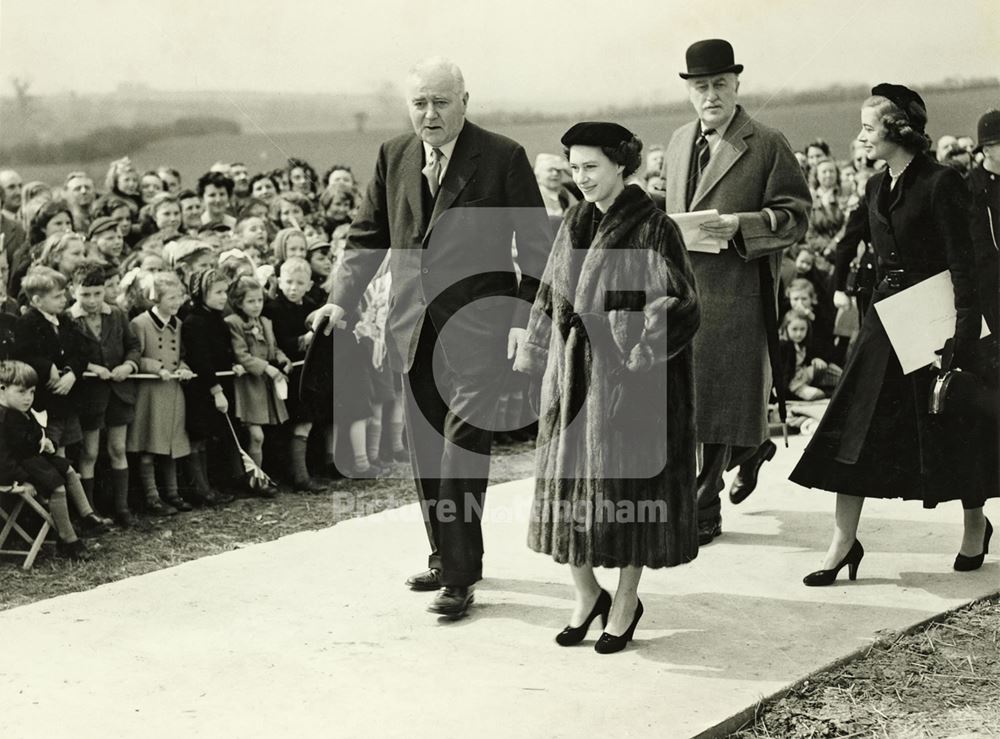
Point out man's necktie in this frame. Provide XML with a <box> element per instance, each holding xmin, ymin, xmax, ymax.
<box><xmin>696</xmin><ymin>128</ymin><xmax>715</xmax><ymax>179</ymax></box>
<box><xmin>422</xmin><ymin>147</ymin><xmax>444</xmax><ymax>198</ymax></box>
<box><xmin>686</xmin><ymin>128</ymin><xmax>716</xmax><ymax>209</ymax></box>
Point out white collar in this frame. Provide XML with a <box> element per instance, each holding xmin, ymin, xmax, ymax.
<box><xmin>69</xmin><ymin>302</ymin><xmax>111</xmax><ymax>319</ymax></box>
<box><xmin>422</xmin><ymin>128</ymin><xmax>461</xmax><ymax>165</ymax></box>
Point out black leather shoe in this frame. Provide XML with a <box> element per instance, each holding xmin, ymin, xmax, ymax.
<box><xmin>729</xmin><ymin>439</ymin><xmax>777</xmax><ymax>504</ymax></box>
<box><xmin>595</xmin><ymin>598</ymin><xmax>644</xmax><ymax>654</ymax></box>
<box><xmin>803</xmin><ymin>540</ymin><xmax>864</xmax><ymax>586</ymax></box>
<box><xmin>145</xmin><ymin>496</ymin><xmax>177</xmax><ymax>516</ymax></box>
<box><xmin>56</xmin><ymin>538</ymin><xmax>91</xmax><ymax>561</ymax></box>
<box><xmin>954</xmin><ymin>518</ymin><xmax>993</xmax><ymax>572</ymax></box>
<box><xmin>405</xmin><ymin>568</ymin><xmax>442</xmax><ymax>591</ymax></box>
<box><xmin>555</xmin><ymin>589</ymin><xmax>611</xmax><ymax>646</ymax></box>
<box><xmin>77</xmin><ymin>513</ymin><xmax>112</xmax><ymax>537</ymax></box>
<box><xmin>163</xmin><ymin>495</ymin><xmax>193</xmax><ymax>513</ymax></box>
<box><xmin>698</xmin><ymin>517</ymin><xmax>722</xmax><ymax>545</ymax></box>
<box><xmin>427</xmin><ymin>586</ymin><xmax>474</xmax><ymax>618</ymax></box>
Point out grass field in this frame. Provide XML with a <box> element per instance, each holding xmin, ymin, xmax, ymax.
<box><xmin>18</xmin><ymin>87</ymin><xmax>997</xmax><ymax>189</ymax></box>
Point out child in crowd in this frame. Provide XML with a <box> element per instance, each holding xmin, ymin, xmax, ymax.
<box><xmin>66</xmin><ymin>261</ymin><xmax>141</xmax><ymax>525</ymax></box>
<box><xmin>86</xmin><ymin>216</ymin><xmax>127</xmax><ymax>270</ymax></box>
<box><xmin>264</xmin><ymin>257</ymin><xmax>321</xmax><ymax>492</ymax></box>
<box><xmin>218</xmin><ymin>248</ymin><xmax>256</xmax><ymax>283</ymax></box>
<box><xmin>117</xmin><ymin>253</ymin><xmax>167</xmax><ymax>319</ymax></box>
<box><xmin>301</xmin><ymin>214</ymin><xmax>329</xmax><ymax>246</ymax></box>
<box><xmin>225</xmin><ymin>276</ymin><xmax>291</xmax><ymax>497</ymax></box>
<box><xmin>163</xmin><ymin>238</ymin><xmax>217</xmax><ymax>283</ymax></box>
<box><xmin>14</xmin><ymin>267</ymin><xmax>85</xmax><ymax>452</ymax></box>
<box><xmin>0</xmin><ymin>360</ymin><xmax>111</xmax><ymax>560</ymax></box>
<box><xmin>234</xmin><ymin>216</ymin><xmax>269</xmax><ymax>258</ymax></box>
<box><xmin>36</xmin><ymin>231</ymin><xmax>89</xmax><ymax>289</ymax></box>
<box><xmin>269</xmin><ymin>228</ymin><xmax>309</xmax><ymax>272</ymax></box>
<box><xmin>126</xmin><ymin>271</ymin><xmax>195</xmax><ymax>516</ymax></box>
<box><xmin>786</xmin><ymin>277</ymin><xmax>835</xmax><ymax>361</ymax></box>
<box><xmin>305</xmin><ymin>241</ymin><xmax>333</xmax><ymax>307</ymax></box>
<box><xmin>779</xmin><ymin>311</ymin><xmax>842</xmax><ymax>401</ymax></box>
<box><xmin>181</xmin><ymin>268</ymin><xmax>242</xmax><ymax>504</ymax></box>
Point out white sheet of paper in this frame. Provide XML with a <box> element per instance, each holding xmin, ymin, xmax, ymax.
<box><xmin>874</xmin><ymin>270</ymin><xmax>991</xmax><ymax>374</ymax></box>
<box><xmin>668</xmin><ymin>209</ymin><xmax>725</xmax><ymax>253</ymax></box>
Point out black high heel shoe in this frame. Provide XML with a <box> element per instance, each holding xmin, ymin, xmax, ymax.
<box><xmin>594</xmin><ymin>597</ymin><xmax>644</xmax><ymax>654</ymax></box>
<box><xmin>555</xmin><ymin>589</ymin><xmax>611</xmax><ymax>646</ymax></box>
<box><xmin>803</xmin><ymin>540</ymin><xmax>864</xmax><ymax>587</ymax></box>
<box><xmin>954</xmin><ymin>518</ymin><xmax>993</xmax><ymax>572</ymax></box>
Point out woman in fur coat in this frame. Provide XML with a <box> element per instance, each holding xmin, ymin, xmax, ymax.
<box><xmin>514</xmin><ymin>122</ymin><xmax>700</xmax><ymax>654</ymax></box>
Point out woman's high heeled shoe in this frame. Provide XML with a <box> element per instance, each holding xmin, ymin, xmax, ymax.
<box><xmin>954</xmin><ymin>518</ymin><xmax>993</xmax><ymax>572</ymax></box>
<box><xmin>594</xmin><ymin>598</ymin><xmax>644</xmax><ymax>654</ymax></box>
<box><xmin>803</xmin><ymin>540</ymin><xmax>864</xmax><ymax>587</ymax></box>
<box><xmin>555</xmin><ymin>589</ymin><xmax>611</xmax><ymax>646</ymax></box>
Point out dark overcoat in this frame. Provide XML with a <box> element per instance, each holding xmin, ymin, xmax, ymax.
<box><xmin>328</xmin><ymin>120</ymin><xmax>552</xmax><ymax>374</ymax></box>
<box><xmin>515</xmin><ymin>185</ymin><xmax>701</xmax><ymax>568</ymax></box>
<box><xmin>65</xmin><ymin>302</ymin><xmax>141</xmax><ymax>420</ymax></box>
<box><xmin>790</xmin><ymin>155</ymin><xmax>995</xmax><ymax>506</ymax></box>
<box><xmin>663</xmin><ymin>105</ymin><xmax>810</xmax><ymax>447</ymax></box>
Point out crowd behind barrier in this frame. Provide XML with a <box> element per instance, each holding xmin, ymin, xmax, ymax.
<box><xmin>0</xmin><ymin>124</ymin><xmax>992</xmax><ymax>562</ymax></box>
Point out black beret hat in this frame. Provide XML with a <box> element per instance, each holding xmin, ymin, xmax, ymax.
<box><xmin>871</xmin><ymin>83</ymin><xmax>928</xmax><ymax>133</ymax></box>
<box><xmin>560</xmin><ymin>121</ymin><xmax>635</xmax><ymax>149</ymax></box>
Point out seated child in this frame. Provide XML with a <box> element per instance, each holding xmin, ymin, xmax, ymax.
<box><xmin>779</xmin><ymin>310</ymin><xmax>842</xmax><ymax>401</ymax></box>
<box><xmin>0</xmin><ymin>360</ymin><xmax>111</xmax><ymax>560</ymax></box>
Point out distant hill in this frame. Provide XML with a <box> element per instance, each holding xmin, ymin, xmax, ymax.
<box><xmin>12</xmin><ymin>82</ymin><xmax>999</xmax><ymax>187</ymax></box>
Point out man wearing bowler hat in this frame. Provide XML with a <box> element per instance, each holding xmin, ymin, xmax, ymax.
<box><xmin>662</xmin><ymin>39</ymin><xmax>810</xmax><ymax>544</ymax></box>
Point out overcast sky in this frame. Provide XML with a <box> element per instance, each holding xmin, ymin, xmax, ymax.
<box><xmin>1</xmin><ymin>0</ymin><xmax>997</xmax><ymax>108</ymax></box>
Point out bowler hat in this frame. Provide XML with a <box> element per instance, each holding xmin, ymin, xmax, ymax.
<box><xmin>679</xmin><ymin>39</ymin><xmax>743</xmax><ymax>80</ymax></box>
<box><xmin>975</xmin><ymin>109</ymin><xmax>1000</xmax><ymax>152</ymax></box>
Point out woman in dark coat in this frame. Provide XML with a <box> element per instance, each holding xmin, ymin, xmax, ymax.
<box><xmin>790</xmin><ymin>85</ymin><xmax>995</xmax><ymax>585</ymax></box>
<box><xmin>514</xmin><ymin>123</ymin><xmax>700</xmax><ymax>654</ymax></box>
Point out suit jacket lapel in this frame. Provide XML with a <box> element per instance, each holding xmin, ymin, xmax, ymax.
<box><xmin>425</xmin><ymin>124</ymin><xmax>480</xmax><ymax>240</ymax></box>
<box><xmin>401</xmin><ymin>136</ymin><xmax>426</xmax><ymax>236</ymax></box>
<box><xmin>667</xmin><ymin>122</ymin><xmax>698</xmax><ymax>213</ymax></box>
<box><xmin>691</xmin><ymin>107</ymin><xmax>751</xmax><ymax>210</ymax></box>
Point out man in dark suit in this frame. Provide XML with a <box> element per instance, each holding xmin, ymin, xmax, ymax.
<box><xmin>662</xmin><ymin>40</ymin><xmax>809</xmax><ymax>545</ymax></box>
<box><xmin>312</xmin><ymin>57</ymin><xmax>551</xmax><ymax>618</ymax></box>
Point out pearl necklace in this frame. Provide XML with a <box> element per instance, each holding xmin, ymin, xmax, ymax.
<box><xmin>888</xmin><ymin>157</ymin><xmax>914</xmax><ymax>180</ymax></box>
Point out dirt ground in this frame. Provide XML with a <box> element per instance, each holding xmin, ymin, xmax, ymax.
<box><xmin>729</xmin><ymin>596</ymin><xmax>1000</xmax><ymax>739</ymax></box>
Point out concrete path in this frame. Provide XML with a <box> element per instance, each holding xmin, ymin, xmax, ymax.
<box><xmin>1</xmin><ymin>436</ymin><xmax>997</xmax><ymax>738</ymax></box>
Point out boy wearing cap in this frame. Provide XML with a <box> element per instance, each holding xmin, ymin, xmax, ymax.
<box><xmin>66</xmin><ymin>260</ymin><xmax>141</xmax><ymax>523</ymax></box>
<box><xmin>87</xmin><ymin>216</ymin><xmax>126</xmax><ymax>269</ymax></box>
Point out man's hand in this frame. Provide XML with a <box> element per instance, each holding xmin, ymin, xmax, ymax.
<box><xmin>311</xmin><ymin>304</ymin><xmax>346</xmax><ymax>335</ymax></box>
<box><xmin>508</xmin><ymin>328</ymin><xmax>528</xmax><ymax>363</ymax></box>
<box><xmin>699</xmin><ymin>214</ymin><xmax>740</xmax><ymax>241</ymax></box>
<box><xmin>833</xmin><ymin>290</ymin><xmax>851</xmax><ymax>310</ymax></box>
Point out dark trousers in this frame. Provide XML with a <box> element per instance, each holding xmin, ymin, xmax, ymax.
<box><xmin>402</xmin><ymin>323</ymin><xmax>506</xmax><ymax>587</ymax></box>
<box><xmin>696</xmin><ymin>442</ymin><xmax>756</xmax><ymax>523</ymax></box>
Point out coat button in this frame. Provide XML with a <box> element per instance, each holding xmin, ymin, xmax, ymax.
<box><xmin>422</xmin><ymin>268</ymin><xmax>429</xmax><ymax>274</ymax></box>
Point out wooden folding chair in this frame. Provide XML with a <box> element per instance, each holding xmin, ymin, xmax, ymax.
<box><xmin>0</xmin><ymin>483</ymin><xmax>55</xmax><ymax>569</ymax></box>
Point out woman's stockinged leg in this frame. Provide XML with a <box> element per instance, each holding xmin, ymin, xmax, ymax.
<box><xmin>607</xmin><ymin>565</ymin><xmax>643</xmax><ymax>636</ymax></box>
<box><xmin>567</xmin><ymin>564</ymin><xmax>603</xmax><ymax>628</ymax></box>
<box><xmin>960</xmin><ymin>506</ymin><xmax>988</xmax><ymax>557</ymax></box>
<box><xmin>821</xmin><ymin>493</ymin><xmax>865</xmax><ymax>569</ymax></box>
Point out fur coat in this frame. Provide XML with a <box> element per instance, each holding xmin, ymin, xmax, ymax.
<box><xmin>514</xmin><ymin>185</ymin><xmax>701</xmax><ymax>568</ymax></box>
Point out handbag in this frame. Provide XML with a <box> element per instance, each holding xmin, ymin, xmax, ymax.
<box><xmin>929</xmin><ymin>339</ymin><xmax>996</xmax><ymax>419</ymax></box>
